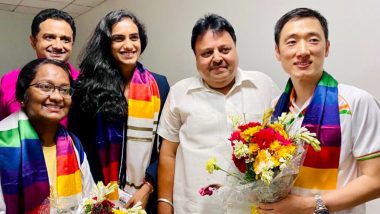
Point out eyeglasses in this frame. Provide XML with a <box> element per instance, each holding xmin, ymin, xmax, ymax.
<box><xmin>29</xmin><ymin>82</ymin><xmax>74</xmax><ymax>97</ymax></box>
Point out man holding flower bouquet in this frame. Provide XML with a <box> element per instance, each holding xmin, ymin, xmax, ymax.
<box><xmin>157</xmin><ymin>14</ymin><xmax>279</xmax><ymax>214</ymax></box>
<box><xmin>258</xmin><ymin>8</ymin><xmax>380</xmax><ymax>214</ymax></box>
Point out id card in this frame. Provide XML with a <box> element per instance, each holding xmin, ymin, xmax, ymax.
<box><xmin>115</xmin><ymin>188</ymin><xmax>132</xmax><ymax>208</ymax></box>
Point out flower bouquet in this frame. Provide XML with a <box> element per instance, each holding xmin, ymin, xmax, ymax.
<box><xmin>200</xmin><ymin>108</ymin><xmax>321</xmax><ymax>213</ymax></box>
<box><xmin>77</xmin><ymin>182</ymin><xmax>146</xmax><ymax>214</ymax></box>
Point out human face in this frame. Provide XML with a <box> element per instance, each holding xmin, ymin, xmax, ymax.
<box><xmin>111</xmin><ymin>18</ymin><xmax>141</xmax><ymax>72</ymax></box>
<box><xmin>24</xmin><ymin>64</ymin><xmax>72</xmax><ymax>125</ymax></box>
<box><xmin>195</xmin><ymin>30</ymin><xmax>238</xmax><ymax>93</ymax></box>
<box><xmin>30</xmin><ymin>19</ymin><xmax>73</xmax><ymax>62</ymax></box>
<box><xmin>275</xmin><ymin>17</ymin><xmax>330</xmax><ymax>84</ymax></box>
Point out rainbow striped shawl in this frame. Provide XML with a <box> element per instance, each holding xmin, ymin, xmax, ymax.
<box><xmin>272</xmin><ymin>71</ymin><xmax>342</xmax><ymax>191</ymax></box>
<box><xmin>0</xmin><ymin>111</ymin><xmax>83</xmax><ymax>213</ymax></box>
<box><xmin>96</xmin><ymin>62</ymin><xmax>161</xmax><ymax>200</ymax></box>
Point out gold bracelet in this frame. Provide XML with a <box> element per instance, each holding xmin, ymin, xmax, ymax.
<box><xmin>157</xmin><ymin>198</ymin><xmax>173</xmax><ymax>207</ymax></box>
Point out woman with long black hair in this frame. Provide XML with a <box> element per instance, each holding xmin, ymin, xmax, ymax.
<box><xmin>68</xmin><ymin>10</ymin><xmax>170</xmax><ymax>213</ymax></box>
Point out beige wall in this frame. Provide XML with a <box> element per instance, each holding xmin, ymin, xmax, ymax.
<box><xmin>1</xmin><ymin>1</ymin><xmax>379</xmax><ymax>102</ymax></box>
<box><xmin>72</xmin><ymin>0</ymin><xmax>380</xmax><ymax>103</ymax></box>
<box><xmin>0</xmin><ymin>11</ymin><xmax>35</xmax><ymax>73</ymax></box>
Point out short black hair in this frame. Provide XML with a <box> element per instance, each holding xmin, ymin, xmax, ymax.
<box><xmin>16</xmin><ymin>58</ymin><xmax>73</xmax><ymax>102</ymax></box>
<box><xmin>274</xmin><ymin>8</ymin><xmax>328</xmax><ymax>46</ymax></box>
<box><xmin>31</xmin><ymin>8</ymin><xmax>76</xmax><ymax>41</ymax></box>
<box><xmin>191</xmin><ymin>13</ymin><xmax>236</xmax><ymax>53</ymax></box>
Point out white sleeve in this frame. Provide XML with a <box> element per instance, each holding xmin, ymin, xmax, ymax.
<box><xmin>80</xmin><ymin>152</ymin><xmax>96</xmax><ymax>198</ymax></box>
<box><xmin>351</xmin><ymin>90</ymin><xmax>380</xmax><ymax>159</ymax></box>
<box><xmin>157</xmin><ymin>90</ymin><xmax>181</xmax><ymax>143</ymax></box>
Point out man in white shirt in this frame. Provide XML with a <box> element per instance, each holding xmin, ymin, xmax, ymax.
<box><xmin>258</xmin><ymin>7</ymin><xmax>380</xmax><ymax>214</ymax></box>
<box><xmin>157</xmin><ymin>13</ymin><xmax>279</xmax><ymax>214</ymax></box>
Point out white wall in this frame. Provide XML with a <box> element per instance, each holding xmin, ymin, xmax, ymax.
<box><xmin>72</xmin><ymin>0</ymin><xmax>380</xmax><ymax>102</ymax></box>
<box><xmin>0</xmin><ymin>11</ymin><xmax>35</xmax><ymax>73</ymax></box>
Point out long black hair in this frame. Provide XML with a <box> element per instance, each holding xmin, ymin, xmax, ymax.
<box><xmin>74</xmin><ymin>10</ymin><xmax>147</xmax><ymax>121</ymax></box>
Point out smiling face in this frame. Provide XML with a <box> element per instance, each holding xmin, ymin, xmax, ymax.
<box><xmin>275</xmin><ymin>17</ymin><xmax>330</xmax><ymax>84</ymax></box>
<box><xmin>111</xmin><ymin>18</ymin><xmax>141</xmax><ymax>73</ymax></box>
<box><xmin>24</xmin><ymin>63</ymin><xmax>72</xmax><ymax>125</ymax></box>
<box><xmin>195</xmin><ymin>30</ymin><xmax>238</xmax><ymax>93</ymax></box>
<box><xmin>30</xmin><ymin>19</ymin><xmax>74</xmax><ymax>62</ymax></box>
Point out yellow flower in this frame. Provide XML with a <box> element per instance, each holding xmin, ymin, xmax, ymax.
<box><xmin>256</xmin><ymin>150</ymin><xmax>269</xmax><ymax>163</ymax></box>
<box><xmin>249</xmin><ymin>143</ymin><xmax>259</xmax><ymax>154</ymax></box>
<box><xmin>269</xmin><ymin>140</ymin><xmax>281</xmax><ymax>152</ymax></box>
<box><xmin>270</xmin><ymin>156</ymin><xmax>280</xmax><ymax>167</ymax></box>
<box><xmin>206</xmin><ymin>157</ymin><xmax>220</xmax><ymax>174</ymax></box>
<box><xmin>278</xmin><ymin>129</ymin><xmax>289</xmax><ymax>139</ymax></box>
<box><xmin>113</xmin><ymin>206</ymin><xmax>147</xmax><ymax>214</ymax></box>
<box><xmin>268</xmin><ymin>123</ymin><xmax>288</xmax><ymax>139</ymax></box>
<box><xmin>262</xmin><ymin>108</ymin><xmax>274</xmax><ymax>127</ymax></box>
<box><xmin>241</xmin><ymin>126</ymin><xmax>261</xmax><ymax>141</ymax></box>
<box><xmin>251</xmin><ymin>205</ymin><xmax>259</xmax><ymax>214</ymax></box>
<box><xmin>274</xmin><ymin>145</ymin><xmax>296</xmax><ymax>162</ymax></box>
<box><xmin>253</xmin><ymin>150</ymin><xmax>271</xmax><ymax>174</ymax></box>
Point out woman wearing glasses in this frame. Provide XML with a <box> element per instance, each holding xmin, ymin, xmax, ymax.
<box><xmin>68</xmin><ymin>10</ymin><xmax>170</xmax><ymax>213</ymax></box>
<box><xmin>0</xmin><ymin>58</ymin><xmax>94</xmax><ymax>213</ymax></box>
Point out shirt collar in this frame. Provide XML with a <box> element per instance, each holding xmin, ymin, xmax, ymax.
<box><xmin>186</xmin><ymin>67</ymin><xmax>257</xmax><ymax>93</ymax></box>
<box><xmin>289</xmin><ymin>88</ymin><xmax>311</xmax><ymax>115</ymax></box>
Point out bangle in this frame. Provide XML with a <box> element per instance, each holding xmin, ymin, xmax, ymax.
<box><xmin>157</xmin><ymin>198</ymin><xmax>173</xmax><ymax>207</ymax></box>
<box><xmin>143</xmin><ymin>180</ymin><xmax>154</xmax><ymax>193</ymax></box>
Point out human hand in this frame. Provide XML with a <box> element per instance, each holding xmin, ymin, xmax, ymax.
<box><xmin>125</xmin><ymin>183</ymin><xmax>152</xmax><ymax>209</ymax></box>
<box><xmin>257</xmin><ymin>194</ymin><xmax>315</xmax><ymax>214</ymax></box>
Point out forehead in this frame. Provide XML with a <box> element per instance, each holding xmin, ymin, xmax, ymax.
<box><xmin>37</xmin><ymin>18</ymin><xmax>73</xmax><ymax>37</ymax></box>
<box><xmin>111</xmin><ymin>18</ymin><xmax>138</xmax><ymax>34</ymax></box>
<box><xmin>279</xmin><ymin>17</ymin><xmax>325</xmax><ymax>40</ymax></box>
<box><xmin>195</xmin><ymin>30</ymin><xmax>234</xmax><ymax>50</ymax></box>
<box><xmin>33</xmin><ymin>64</ymin><xmax>69</xmax><ymax>82</ymax></box>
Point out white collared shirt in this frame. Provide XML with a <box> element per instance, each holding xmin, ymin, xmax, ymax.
<box><xmin>157</xmin><ymin>68</ymin><xmax>279</xmax><ymax>214</ymax></box>
<box><xmin>286</xmin><ymin>84</ymin><xmax>380</xmax><ymax>214</ymax></box>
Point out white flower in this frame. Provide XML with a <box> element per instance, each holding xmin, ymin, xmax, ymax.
<box><xmin>261</xmin><ymin>169</ymin><xmax>275</xmax><ymax>185</ymax></box>
<box><xmin>233</xmin><ymin>141</ymin><xmax>249</xmax><ymax>159</ymax></box>
<box><xmin>277</xmin><ymin>112</ymin><xmax>295</xmax><ymax>127</ymax></box>
<box><xmin>291</xmin><ymin>127</ymin><xmax>321</xmax><ymax>151</ymax></box>
<box><xmin>229</xmin><ymin>115</ymin><xmax>242</xmax><ymax>130</ymax></box>
<box><xmin>91</xmin><ymin>181</ymin><xmax>118</xmax><ymax>202</ymax></box>
<box><xmin>256</xmin><ymin>151</ymin><xmax>274</xmax><ymax>174</ymax></box>
<box><xmin>279</xmin><ymin>157</ymin><xmax>286</xmax><ymax>163</ymax></box>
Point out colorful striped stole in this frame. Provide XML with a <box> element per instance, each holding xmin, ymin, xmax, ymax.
<box><xmin>272</xmin><ymin>71</ymin><xmax>341</xmax><ymax>191</ymax></box>
<box><xmin>0</xmin><ymin>111</ymin><xmax>83</xmax><ymax>213</ymax></box>
<box><xmin>96</xmin><ymin>62</ymin><xmax>161</xmax><ymax>200</ymax></box>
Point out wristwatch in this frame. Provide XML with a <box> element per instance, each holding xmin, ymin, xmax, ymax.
<box><xmin>314</xmin><ymin>194</ymin><xmax>329</xmax><ymax>214</ymax></box>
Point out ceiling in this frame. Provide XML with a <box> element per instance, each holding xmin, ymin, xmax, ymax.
<box><xmin>0</xmin><ymin>0</ymin><xmax>106</xmax><ymax>18</ymax></box>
